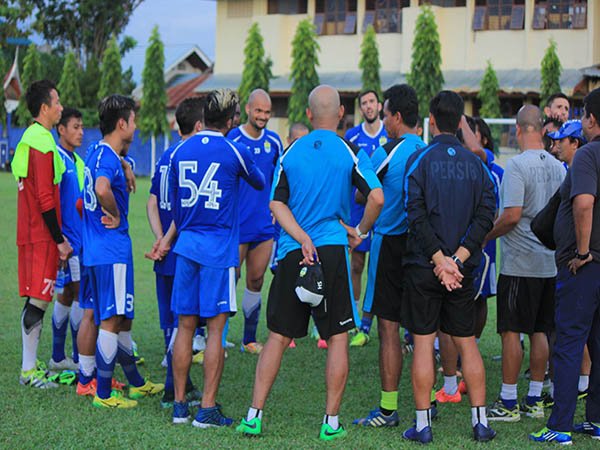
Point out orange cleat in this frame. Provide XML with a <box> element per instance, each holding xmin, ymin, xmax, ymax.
<box><xmin>288</xmin><ymin>339</ymin><xmax>296</xmax><ymax>349</ymax></box>
<box><xmin>458</xmin><ymin>380</ymin><xmax>468</xmax><ymax>395</ymax></box>
<box><xmin>435</xmin><ymin>387</ymin><xmax>462</xmax><ymax>403</ymax></box>
<box><xmin>317</xmin><ymin>339</ymin><xmax>328</xmax><ymax>349</ymax></box>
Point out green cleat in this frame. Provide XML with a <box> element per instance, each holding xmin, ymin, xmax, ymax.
<box><xmin>320</xmin><ymin>423</ymin><xmax>347</xmax><ymax>441</ymax></box>
<box><xmin>128</xmin><ymin>379</ymin><xmax>164</xmax><ymax>399</ymax></box>
<box><xmin>236</xmin><ymin>417</ymin><xmax>262</xmax><ymax>436</ymax></box>
<box><xmin>349</xmin><ymin>331</ymin><xmax>369</xmax><ymax>347</ymax></box>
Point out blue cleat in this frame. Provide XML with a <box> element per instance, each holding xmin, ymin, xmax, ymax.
<box><xmin>473</xmin><ymin>423</ymin><xmax>497</xmax><ymax>442</ymax></box>
<box><xmin>353</xmin><ymin>408</ymin><xmax>399</xmax><ymax>427</ymax></box>
<box><xmin>573</xmin><ymin>421</ymin><xmax>600</xmax><ymax>439</ymax></box>
<box><xmin>529</xmin><ymin>427</ymin><xmax>572</xmax><ymax>445</ymax></box>
<box><xmin>173</xmin><ymin>401</ymin><xmax>191</xmax><ymax>424</ymax></box>
<box><xmin>402</xmin><ymin>425</ymin><xmax>433</xmax><ymax>444</ymax></box>
<box><xmin>192</xmin><ymin>405</ymin><xmax>234</xmax><ymax>428</ymax></box>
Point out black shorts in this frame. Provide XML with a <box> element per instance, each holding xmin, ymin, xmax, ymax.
<box><xmin>402</xmin><ymin>265</ymin><xmax>475</xmax><ymax>337</ymax></box>
<box><xmin>266</xmin><ymin>245</ymin><xmax>355</xmax><ymax>340</ymax></box>
<box><xmin>496</xmin><ymin>275</ymin><xmax>555</xmax><ymax>334</ymax></box>
<box><xmin>364</xmin><ymin>233</ymin><xmax>406</xmax><ymax>323</ymax></box>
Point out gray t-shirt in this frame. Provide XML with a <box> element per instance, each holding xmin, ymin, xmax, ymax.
<box><xmin>499</xmin><ymin>149</ymin><xmax>566</xmax><ymax>277</ymax></box>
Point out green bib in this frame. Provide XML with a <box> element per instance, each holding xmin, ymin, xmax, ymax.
<box><xmin>73</xmin><ymin>151</ymin><xmax>85</xmax><ymax>191</ymax></box>
<box><xmin>12</xmin><ymin>122</ymin><xmax>65</xmax><ymax>185</ymax></box>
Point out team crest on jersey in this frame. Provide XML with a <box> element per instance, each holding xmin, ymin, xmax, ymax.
<box><xmin>447</xmin><ymin>147</ymin><xmax>456</xmax><ymax>156</ymax></box>
<box><xmin>379</xmin><ymin>136</ymin><xmax>387</xmax><ymax>146</ymax></box>
<box><xmin>202</xmin><ymin>137</ymin><xmax>209</xmax><ymax>144</ymax></box>
<box><xmin>264</xmin><ymin>141</ymin><xmax>272</xmax><ymax>154</ymax></box>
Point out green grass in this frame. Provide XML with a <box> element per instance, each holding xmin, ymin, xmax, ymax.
<box><xmin>0</xmin><ymin>171</ymin><xmax>593</xmax><ymax>449</ymax></box>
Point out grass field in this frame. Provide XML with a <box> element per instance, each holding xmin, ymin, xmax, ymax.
<box><xmin>0</xmin><ymin>171</ymin><xmax>593</xmax><ymax>449</ymax></box>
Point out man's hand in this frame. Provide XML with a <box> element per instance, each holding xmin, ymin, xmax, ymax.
<box><xmin>101</xmin><ymin>207</ymin><xmax>120</xmax><ymax>229</ymax></box>
<box><xmin>122</xmin><ymin>160</ymin><xmax>136</xmax><ymax>193</ymax></box>
<box><xmin>144</xmin><ymin>238</ymin><xmax>163</xmax><ymax>261</ymax></box>
<box><xmin>567</xmin><ymin>253</ymin><xmax>593</xmax><ymax>275</ymax></box>
<box><xmin>433</xmin><ymin>256</ymin><xmax>464</xmax><ymax>291</ymax></box>
<box><xmin>57</xmin><ymin>237</ymin><xmax>73</xmax><ymax>261</ymax></box>
<box><xmin>339</xmin><ymin>220</ymin><xmax>363</xmax><ymax>250</ymax></box>
<box><xmin>299</xmin><ymin>236</ymin><xmax>318</xmax><ymax>266</ymax></box>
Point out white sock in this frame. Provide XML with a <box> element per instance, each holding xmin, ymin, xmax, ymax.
<box><xmin>168</xmin><ymin>328</ymin><xmax>178</xmax><ymax>352</ymax></box>
<box><xmin>97</xmin><ymin>329</ymin><xmax>118</xmax><ymax>364</ymax></box>
<box><xmin>247</xmin><ymin>407</ymin><xmax>262</xmax><ymax>421</ymax></box>
<box><xmin>79</xmin><ymin>354</ymin><xmax>96</xmax><ymax>377</ymax></box>
<box><xmin>21</xmin><ymin>302</ymin><xmax>46</xmax><ymax>372</ymax></box>
<box><xmin>242</xmin><ymin>289</ymin><xmax>261</xmax><ymax>318</ymax></box>
<box><xmin>444</xmin><ymin>375</ymin><xmax>458</xmax><ymax>395</ymax></box>
<box><xmin>117</xmin><ymin>330</ymin><xmax>134</xmax><ymax>355</ymax></box>
<box><xmin>527</xmin><ymin>381</ymin><xmax>544</xmax><ymax>399</ymax></box>
<box><xmin>579</xmin><ymin>375</ymin><xmax>589</xmax><ymax>392</ymax></box>
<box><xmin>549</xmin><ymin>381</ymin><xmax>554</xmax><ymax>397</ymax></box>
<box><xmin>324</xmin><ymin>414</ymin><xmax>339</xmax><ymax>429</ymax></box>
<box><xmin>69</xmin><ymin>301</ymin><xmax>83</xmax><ymax>331</ymax></box>
<box><xmin>52</xmin><ymin>302</ymin><xmax>71</xmax><ymax>329</ymax></box>
<box><xmin>415</xmin><ymin>409</ymin><xmax>431</xmax><ymax>432</ymax></box>
<box><xmin>472</xmin><ymin>406</ymin><xmax>488</xmax><ymax>427</ymax></box>
<box><xmin>500</xmin><ymin>383</ymin><xmax>518</xmax><ymax>401</ymax></box>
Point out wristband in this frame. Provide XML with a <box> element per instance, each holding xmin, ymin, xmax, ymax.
<box><xmin>575</xmin><ymin>250</ymin><xmax>591</xmax><ymax>260</ymax></box>
<box><xmin>451</xmin><ymin>255</ymin><xmax>464</xmax><ymax>269</ymax></box>
<box><xmin>355</xmin><ymin>225</ymin><xmax>368</xmax><ymax>240</ymax></box>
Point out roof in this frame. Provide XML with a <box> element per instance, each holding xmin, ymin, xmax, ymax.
<box><xmin>580</xmin><ymin>64</ymin><xmax>600</xmax><ymax>79</ymax></box>
<box><xmin>164</xmin><ymin>45</ymin><xmax>213</xmax><ymax>76</ymax></box>
<box><xmin>3</xmin><ymin>48</ymin><xmax>22</xmax><ymax>99</ymax></box>
<box><xmin>166</xmin><ymin>71</ymin><xmax>212</xmax><ymax>109</ymax></box>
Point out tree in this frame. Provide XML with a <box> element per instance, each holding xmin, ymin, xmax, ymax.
<box><xmin>0</xmin><ymin>53</ymin><xmax>6</xmax><ymax>126</ymax></box>
<box><xmin>14</xmin><ymin>43</ymin><xmax>42</xmax><ymax>126</ymax></box>
<box><xmin>288</xmin><ymin>19</ymin><xmax>320</xmax><ymax>127</ymax></box>
<box><xmin>0</xmin><ymin>0</ymin><xmax>35</xmax><ymax>44</ymax></box>
<box><xmin>138</xmin><ymin>25</ymin><xmax>168</xmax><ymax>175</ymax></box>
<box><xmin>407</xmin><ymin>6</ymin><xmax>444</xmax><ymax>118</ymax></box>
<box><xmin>540</xmin><ymin>38</ymin><xmax>562</xmax><ymax>108</ymax></box>
<box><xmin>79</xmin><ymin>55</ymin><xmax>100</xmax><ymax>125</ymax></box>
<box><xmin>238</xmin><ymin>23</ymin><xmax>272</xmax><ymax>122</ymax></box>
<box><xmin>57</xmin><ymin>51</ymin><xmax>82</xmax><ymax>107</ymax></box>
<box><xmin>478</xmin><ymin>61</ymin><xmax>501</xmax><ymax>118</ymax></box>
<box><xmin>359</xmin><ymin>25</ymin><xmax>381</xmax><ymax>99</ymax></box>
<box><xmin>98</xmin><ymin>36</ymin><xmax>122</xmax><ymax>100</ymax></box>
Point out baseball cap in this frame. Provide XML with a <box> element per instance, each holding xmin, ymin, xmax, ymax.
<box><xmin>295</xmin><ymin>262</ymin><xmax>325</xmax><ymax>307</ymax></box>
<box><xmin>548</xmin><ymin>120</ymin><xmax>587</xmax><ymax>143</ymax></box>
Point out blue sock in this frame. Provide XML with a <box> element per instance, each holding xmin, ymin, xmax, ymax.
<box><xmin>196</xmin><ymin>327</ymin><xmax>205</xmax><ymax>337</ymax></box>
<box><xmin>70</xmin><ymin>301</ymin><xmax>83</xmax><ymax>364</ymax></box>
<box><xmin>96</xmin><ymin>329</ymin><xmax>118</xmax><ymax>399</ymax></box>
<box><xmin>117</xmin><ymin>331</ymin><xmax>145</xmax><ymax>387</ymax></box>
<box><xmin>51</xmin><ymin>302</ymin><xmax>70</xmax><ymax>362</ymax></box>
<box><xmin>242</xmin><ymin>289</ymin><xmax>261</xmax><ymax>345</ymax></box>
<box><xmin>163</xmin><ymin>328</ymin><xmax>172</xmax><ymax>352</ymax></box>
<box><xmin>526</xmin><ymin>395</ymin><xmax>541</xmax><ymax>405</ymax></box>
<box><xmin>501</xmin><ymin>398</ymin><xmax>517</xmax><ymax>409</ymax></box>
<box><xmin>165</xmin><ymin>347</ymin><xmax>174</xmax><ymax>392</ymax></box>
<box><xmin>360</xmin><ymin>316</ymin><xmax>372</xmax><ymax>334</ymax></box>
<box><xmin>70</xmin><ymin>323</ymin><xmax>79</xmax><ymax>364</ymax></box>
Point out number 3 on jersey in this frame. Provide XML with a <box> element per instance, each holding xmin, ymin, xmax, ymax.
<box><xmin>179</xmin><ymin>161</ymin><xmax>222</xmax><ymax>210</ymax></box>
<box><xmin>83</xmin><ymin>167</ymin><xmax>98</xmax><ymax>211</ymax></box>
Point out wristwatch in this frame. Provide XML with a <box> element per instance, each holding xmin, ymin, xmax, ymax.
<box><xmin>451</xmin><ymin>255</ymin><xmax>464</xmax><ymax>269</ymax></box>
<box><xmin>355</xmin><ymin>225</ymin><xmax>369</xmax><ymax>240</ymax></box>
<box><xmin>575</xmin><ymin>250</ymin><xmax>591</xmax><ymax>260</ymax></box>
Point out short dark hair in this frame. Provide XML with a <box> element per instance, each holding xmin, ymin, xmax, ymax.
<box><xmin>475</xmin><ymin>117</ymin><xmax>494</xmax><ymax>152</ymax></box>
<box><xmin>176</xmin><ymin>97</ymin><xmax>204</xmax><ymax>135</ymax></box>
<box><xmin>383</xmin><ymin>84</ymin><xmax>418</xmax><ymax>128</ymax></box>
<box><xmin>358</xmin><ymin>89</ymin><xmax>380</xmax><ymax>104</ymax></box>
<box><xmin>25</xmin><ymin>79</ymin><xmax>58</xmax><ymax>117</ymax></box>
<box><xmin>98</xmin><ymin>95</ymin><xmax>136</xmax><ymax>136</ymax></box>
<box><xmin>57</xmin><ymin>107</ymin><xmax>82</xmax><ymax>133</ymax></box>
<box><xmin>430</xmin><ymin>91</ymin><xmax>464</xmax><ymax>134</ymax></box>
<box><xmin>203</xmin><ymin>89</ymin><xmax>238</xmax><ymax>130</ymax></box>
<box><xmin>465</xmin><ymin>115</ymin><xmax>476</xmax><ymax>133</ymax></box>
<box><xmin>545</xmin><ymin>92</ymin><xmax>569</xmax><ymax>108</ymax></box>
<box><xmin>583</xmin><ymin>87</ymin><xmax>600</xmax><ymax>122</ymax></box>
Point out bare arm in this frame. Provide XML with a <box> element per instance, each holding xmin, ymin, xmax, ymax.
<box><xmin>567</xmin><ymin>194</ymin><xmax>595</xmax><ymax>274</ymax></box>
<box><xmin>146</xmin><ymin>194</ymin><xmax>163</xmax><ymax>240</ymax></box>
<box><xmin>95</xmin><ymin>176</ymin><xmax>120</xmax><ymax>229</ymax></box>
<box><xmin>485</xmin><ymin>207</ymin><xmax>522</xmax><ymax>242</ymax></box>
<box><xmin>459</xmin><ymin>116</ymin><xmax>487</xmax><ymax>163</ymax></box>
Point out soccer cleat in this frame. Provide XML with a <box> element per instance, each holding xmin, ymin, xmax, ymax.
<box><xmin>192</xmin><ymin>350</ymin><xmax>204</xmax><ymax>365</ymax></box>
<box><xmin>487</xmin><ymin>398</ymin><xmax>520</xmax><ymax>422</ymax></box>
<box><xmin>288</xmin><ymin>339</ymin><xmax>296</xmax><ymax>349</ymax></box>
<box><xmin>57</xmin><ymin>370</ymin><xmax>77</xmax><ymax>386</ymax></box>
<box><xmin>353</xmin><ymin>408</ymin><xmax>399</xmax><ymax>427</ymax></box>
<box><xmin>48</xmin><ymin>356</ymin><xmax>78</xmax><ymax>372</ymax></box>
<box><xmin>77</xmin><ymin>379</ymin><xmax>97</xmax><ymax>396</ymax></box>
<box><xmin>317</xmin><ymin>339</ymin><xmax>328</xmax><ymax>349</ymax></box>
<box><xmin>93</xmin><ymin>390</ymin><xmax>138</xmax><ymax>409</ymax></box>
<box><xmin>541</xmin><ymin>391</ymin><xmax>554</xmax><ymax>408</ymax></box>
<box><xmin>520</xmin><ymin>397</ymin><xmax>545</xmax><ymax>419</ymax></box>
<box><xmin>350</xmin><ymin>331</ymin><xmax>369</xmax><ymax>347</ymax></box>
<box><xmin>193</xmin><ymin>335</ymin><xmax>207</xmax><ymax>353</ymax></box>
<box><xmin>236</xmin><ymin>417</ymin><xmax>262</xmax><ymax>436</ymax></box>
<box><xmin>225</xmin><ymin>340</ymin><xmax>235</xmax><ymax>349</ymax></box>
<box><xmin>160</xmin><ymin>354</ymin><xmax>168</xmax><ymax>368</ymax></box>
<box><xmin>402</xmin><ymin>425</ymin><xmax>433</xmax><ymax>444</ymax></box>
<box><xmin>529</xmin><ymin>427</ymin><xmax>572</xmax><ymax>445</ymax></box>
<box><xmin>173</xmin><ymin>401</ymin><xmax>191</xmax><ymax>424</ymax></box>
<box><xmin>132</xmin><ymin>340</ymin><xmax>144</xmax><ymax>365</ymax></box>
<box><xmin>192</xmin><ymin>405</ymin><xmax>234</xmax><ymax>428</ymax></box>
<box><xmin>473</xmin><ymin>423</ymin><xmax>497</xmax><ymax>442</ymax></box>
<box><xmin>128</xmin><ymin>379</ymin><xmax>164</xmax><ymax>399</ymax></box>
<box><xmin>20</xmin><ymin>368</ymin><xmax>58</xmax><ymax>389</ymax></box>
<box><xmin>319</xmin><ymin>423</ymin><xmax>347</xmax><ymax>441</ymax></box>
<box><xmin>458</xmin><ymin>380</ymin><xmax>468</xmax><ymax>395</ymax></box>
<box><xmin>310</xmin><ymin>326</ymin><xmax>320</xmax><ymax>340</ymax></box>
<box><xmin>112</xmin><ymin>378</ymin><xmax>125</xmax><ymax>391</ymax></box>
<box><xmin>435</xmin><ymin>387</ymin><xmax>462</xmax><ymax>403</ymax></box>
<box><xmin>240</xmin><ymin>342</ymin><xmax>263</xmax><ymax>354</ymax></box>
<box><xmin>161</xmin><ymin>386</ymin><xmax>202</xmax><ymax>409</ymax></box>
<box><xmin>578</xmin><ymin>389</ymin><xmax>588</xmax><ymax>401</ymax></box>
<box><xmin>573</xmin><ymin>421</ymin><xmax>600</xmax><ymax>439</ymax></box>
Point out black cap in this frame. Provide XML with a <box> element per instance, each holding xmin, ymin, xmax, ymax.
<box><xmin>295</xmin><ymin>262</ymin><xmax>325</xmax><ymax>307</ymax></box>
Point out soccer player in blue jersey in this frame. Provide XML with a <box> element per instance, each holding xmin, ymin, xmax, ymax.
<box><xmin>156</xmin><ymin>89</ymin><xmax>266</xmax><ymax>427</ymax></box>
<box><xmin>82</xmin><ymin>95</ymin><xmax>163</xmax><ymax>408</ymax></box>
<box><xmin>228</xmin><ymin>89</ymin><xmax>283</xmax><ymax>354</ymax></box>
<box><xmin>237</xmin><ymin>85</ymin><xmax>384</xmax><ymax>440</ymax></box>
<box><xmin>344</xmin><ymin>90</ymin><xmax>388</xmax><ymax>347</ymax></box>
<box><xmin>147</xmin><ymin>96</ymin><xmax>204</xmax><ymax>408</ymax></box>
<box><xmin>49</xmin><ymin>108</ymin><xmax>84</xmax><ymax>373</ymax></box>
<box><xmin>352</xmin><ymin>84</ymin><xmax>425</xmax><ymax>427</ymax></box>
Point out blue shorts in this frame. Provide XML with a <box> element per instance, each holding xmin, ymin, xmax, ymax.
<box><xmin>90</xmin><ymin>263</ymin><xmax>135</xmax><ymax>322</ymax></box>
<box><xmin>241</xmin><ymin>234</ymin><xmax>274</xmax><ymax>249</ymax></box>
<box><xmin>171</xmin><ymin>254</ymin><xmax>236</xmax><ymax>318</ymax></box>
<box><xmin>156</xmin><ymin>273</ymin><xmax>175</xmax><ymax>330</ymax></box>
<box><xmin>79</xmin><ymin>265</ymin><xmax>94</xmax><ymax>310</ymax></box>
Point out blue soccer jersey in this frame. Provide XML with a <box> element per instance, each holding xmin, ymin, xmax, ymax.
<box><xmin>58</xmin><ymin>145</ymin><xmax>84</xmax><ymax>256</ymax></box>
<box><xmin>370</xmin><ymin>133</ymin><xmax>425</xmax><ymax>236</ymax></box>
<box><xmin>169</xmin><ymin>130</ymin><xmax>266</xmax><ymax>268</ymax></box>
<box><xmin>271</xmin><ymin>129</ymin><xmax>382</xmax><ymax>261</ymax></box>
<box><xmin>149</xmin><ymin>141</ymin><xmax>183</xmax><ymax>276</ymax></box>
<box><xmin>82</xmin><ymin>142</ymin><xmax>132</xmax><ymax>266</ymax></box>
<box><xmin>228</xmin><ymin>126</ymin><xmax>283</xmax><ymax>243</ymax></box>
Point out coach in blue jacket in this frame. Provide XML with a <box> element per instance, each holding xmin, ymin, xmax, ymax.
<box><xmin>401</xmin><ymin>91</ymin><xmax>497</xmax><ymax>444</ymax></box>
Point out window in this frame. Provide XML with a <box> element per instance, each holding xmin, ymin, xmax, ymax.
<box><xmin>267</xmin><ymin>0</ymin><xmax>308</xmax><ymax>14</ymax></box>
<box><xmin>473</xmin><ymin>0</ymin><xmax>525</xmax><ymax>31</ymax></box>
<box><xmin>227</xmin><ymin>0</ymin><xmax>253</xmax><ymax>18</ymax></box>
<box><xmin>533</xmin><ymin>1</ymin><xmax>587</xmax><ymax>30</ymax></box>
<box><xmin>314</xmin><ymin>0</ymin><xmax>357</xmax><ymax>35</ymax></box>
<box><xmin>419</xmin><ymin>0</ymin><xmax>466</xmax><ymax>6</ymax></box>
<box><xmin>364</xmin><ymin>0</ymin><xmax>410</xmax><ymax>33</ymax></box>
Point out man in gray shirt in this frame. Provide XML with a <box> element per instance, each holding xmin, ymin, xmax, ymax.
<box><xmin>485</xmin><ymin>105</ymin><xmax>566</xmax><ymax>423</ymax></box>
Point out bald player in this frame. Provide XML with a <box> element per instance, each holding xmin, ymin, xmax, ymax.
<box><xmin>486</xmin><ymin>105</ymin><xmax>566</xmax><ymax>423</ymax></box>
<box><xmin>228</xmin><ymin>89</ymin><xmax>283</xmax><ymax>354</ymax></box>
<box><xmin>236</xmin><ymin>85</ymin><xmax>383</xmax><ymax>440</ymax></box>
